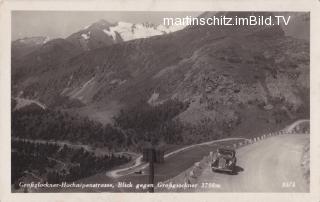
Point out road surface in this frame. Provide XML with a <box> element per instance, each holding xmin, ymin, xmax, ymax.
<box><xmin>106</xmin><ymin>137</ymin><xmax>249</xmax><ymax>178</ymax></box>
<box><xmin>12</xmin><ymin>137</ymin><xmax>135</xmax><ymax>158</ymax></box>
<box><xmin>196</xmin><ymin>133</ymin><xmax>309</xmax><ymax>192</ymax></box>
<box><xmin>14</xmin><ymin>97</ymin><xmax>46</xmax><ymax>110</ymax></box>
<box><xmin>284</xmin><ymin>119</ymin><xmax>309</xmax><ymax>132</ymax></box>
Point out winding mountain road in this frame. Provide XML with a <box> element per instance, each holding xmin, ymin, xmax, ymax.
<box><xmin>284</xmin><ymin>119</ymin><xmax>309</xmax><ymax>132</ymax></box>
<box><xmin>14</xmin><ymin>97</ymin><xmax>46</xmax><ymax>110</ymax></box>
<box><xmin>106</xmin><ymin>137</ymin><xmax>250</xmax><ymax>178</ymax></box>
<box><xmin>106</xmin><ymin>119</ymin><xmax>309</xmax><ymax>181</ymax></box>
<box><xmin>196</xmin><ymin>132</ymin><xmax>309</xmax><ymax>192</ymax></box>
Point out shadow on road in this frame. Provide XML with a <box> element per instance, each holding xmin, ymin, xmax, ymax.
<box><xmin>233</xmin><ymin>165</ymin><xmax>244</xmax><ymax>175</ymax></box>
<box><xmin>213</xmin><ymin>165</ymin><xmax>244</xmax><ymax>175</ymax></box>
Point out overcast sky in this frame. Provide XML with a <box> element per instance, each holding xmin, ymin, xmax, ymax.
<box><xmin>12</xmin><ymin>11</ymin><xmax>200</xmax><ymax>41</ymax></box>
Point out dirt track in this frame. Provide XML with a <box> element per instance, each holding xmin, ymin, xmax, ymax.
<box><xmin>196</xmin><ymin>133</ymin><xmax>309</xmax><ymax>192</ymax></box>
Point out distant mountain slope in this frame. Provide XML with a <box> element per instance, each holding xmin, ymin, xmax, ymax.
<box><xmin>12</xmin><ymin>12</ymin><xmax>309</xmax><ymax>136</ymax></box>
<box><xmin>12</xmin><ymin>19</ymin><xmax>186</xmax><ymax>94</ymax></box>
<box><xmin>12</xmin><ymin>36</ymin><xmax>49</xmax><ymax>59</ymax></box>
<box><xmin>12</xmin><ymin>38</ymin><xmax>83</xmax><ymax>94</ymax></box>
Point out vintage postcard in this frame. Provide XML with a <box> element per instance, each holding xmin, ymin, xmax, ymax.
<box><xmin>0</xmin><ymin>0</ymin><xmax>319</xmax><ymax>202</ymax></box>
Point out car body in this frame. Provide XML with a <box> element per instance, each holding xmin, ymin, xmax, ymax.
<box><xmin>211</xmin><ymin>148</ymin><xmax>237</xmax><ymax>174</ymax></box>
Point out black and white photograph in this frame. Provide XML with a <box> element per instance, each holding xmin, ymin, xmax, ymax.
<box><xmin>10</xmin><ymin>11</ymin><xmax>310</xmax><ymax>193</ymax></box>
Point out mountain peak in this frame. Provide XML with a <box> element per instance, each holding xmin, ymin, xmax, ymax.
<box><xmin>89</xmin><ymin>19</ymin><xmax>113</xmax><ymax>29</ymax></box>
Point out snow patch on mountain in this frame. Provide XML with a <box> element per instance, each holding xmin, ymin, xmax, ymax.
<box><xmin>157</xmin><ymin>24</ymin><xmax>185</xmax><ymax>33</ymax></box>
<box><xmin>103</xmin><ymin>21</ymin><xmax>185</xmax><ymax>42</ymax></box>
<box><xmin>81</xmin><ymin>32</ymin><xmax>90</xmax><ymax>40</ymax></box>
<box><xmin>43</xmin><ymin>36</ymin><xmax>50</xmax><ymax>44</ymax></box>
<box><xmin>83</xmin><ymin>24</ymin><xmax>90</xmax><ymax>30</ymax></box>
<box><xmin>103</xmin><ymin>29</ymin><xmax>117</xmax><ymax>40</ymax></box>
<box><xmin>15</xmin><ymin>36</ymin><xmax>49</xmax><ymax>45</ymax></box>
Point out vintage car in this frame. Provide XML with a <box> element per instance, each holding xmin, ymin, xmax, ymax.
<box><xmin>211</xmin><ymin>148</ymin><xmax>237</xmax><ymax>174</ymax></box>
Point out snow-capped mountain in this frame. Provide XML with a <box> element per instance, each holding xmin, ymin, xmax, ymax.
<box><xmin>104</xmin><ymin>21</ymin><xmax>185</xmax><ymax>41</ymax></box>
<box><xmin>66</xmin><ymin>19</ymin><xmax>185</xmax><ymax>51</ymax></box>
<box><xmin>66</xmin><ymin>20</ymin><xmax>120</xmax><ymax>51</ymax></box>
<box><xmin>12</xmin><ymin>19</ymin><xmax>185</xmax><ymax>56</ymax></box>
